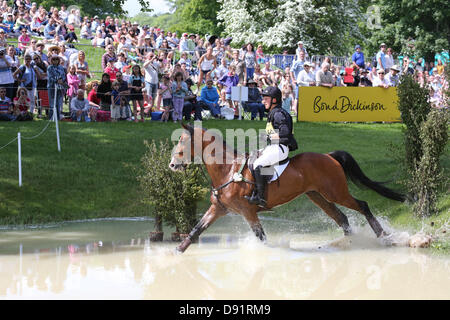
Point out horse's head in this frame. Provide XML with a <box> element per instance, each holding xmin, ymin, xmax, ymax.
<box><xmin>169</xmin><ymin>122</ymin><xmax>196</xmax><ymax>172</ymax></box>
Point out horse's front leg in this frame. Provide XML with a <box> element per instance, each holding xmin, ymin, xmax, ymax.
<box><xmin>176</xmin><ymin>204</ymin><xmax>227</xmax><ymax>253</ymax></box>
<box><xmin>243</xmin><ymin>210</ymin><xmax>267</xmax><ymax>243</ymax></box>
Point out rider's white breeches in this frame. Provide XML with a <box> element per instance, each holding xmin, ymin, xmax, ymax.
<box><xmin>253</xmin><ymin>144</ymin><xmax>289</xmax><ymax>168</ymax></box>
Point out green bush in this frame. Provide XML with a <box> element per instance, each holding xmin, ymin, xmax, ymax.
<box><xmin>397</xmin><ymin>74</ymin><xmax>430</xmax><ymax>173</ymax></box>
<box><xmin>137</xmin><ymin>139</ymin><xmax>208</xmax><ymax>233</ymax></box>
<box><xmin>412</xmin><ymin>109</ymin><xmax>449</xmax><ymax>216</ymax></box>
<box><xmin>397</xmin><ymin>73</ymin><xmax>449</xmax><ymax>217</ymax></box>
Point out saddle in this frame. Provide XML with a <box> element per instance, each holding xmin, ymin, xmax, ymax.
<box><xmin>247</xmin><ymin>150</ymin><xmax>290</xmax><ymax>184</ymax></box>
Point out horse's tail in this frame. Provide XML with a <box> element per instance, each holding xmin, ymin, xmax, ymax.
<box><xmin>328</xmin><ymin>150</ymin><xmax>406</xmax><ymax>202</ymax></box>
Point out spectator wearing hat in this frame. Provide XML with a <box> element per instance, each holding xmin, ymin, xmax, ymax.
<box><xmin>187</xmin><ymin>34</ymin><xmax>196</xmax><ymax>52</ymax></box>
<box><xmin>179</xmin><ymin>33</ymin><xmax>189</xmax><ymax>53</ymax></box>
<box><xmin>376</xmin><ymin>43</ymin><xmax>387</xmax><ymax>71</ymax></box>
<box><xmin>138</xmin><ymin>34</ymin><xmax>153</xmax><ymax>58</ymax></box>
<box><xmin>296</xmin><ymin>61</ymin><xmax>315</xmax><ymax>87</ymax></box>
<box><xmin>35</xmin><ymin>41</ymin><xmax>48</xmax><ymax>65</ymax></box>
<box><xmin>351</xmin><ymin>45</ymin><xmax>365</xmax><ymax>69</ymax></box>
<box><xmin>91</xmin><ymin>16</ymin><xmax>100</xmax><ymax>32</ymax></box>
<box><xmin>242</xmin><ymin>79</ymin><xmax>264</xmax><ymax>120</ymax></box>
<box><xmin>386</xmin><ymin>65</ymin><xmax>400</xmax><ymax>87</ymax></box>
<box><xmin>372</xmin><ymin>69</ymin><xmax>389</xmax><ymax>88</ymax></box>
<box><xmin>295</xmin><ymin>41</ymin><xmax>308</xmax><ymax>61</ymax></box>
<box><xmin>47</xmin><ymin>54</ymin><xmax>66</xmax><ymax>119</ymax></box>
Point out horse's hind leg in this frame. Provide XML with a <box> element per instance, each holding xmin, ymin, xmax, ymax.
<box><xmin>306</xmin><ymin>191</ymin><xmax>352</xmax><ymax>235</ymax></box>
<box><xmin>354</xmin><ymin>199</ymin><xmax>386</xmax><ymax>237</ymax></box>
<box><xmin>331</xmin><ymin>193</ymin><xmax>386</xmax><ymax>238</ymax></box>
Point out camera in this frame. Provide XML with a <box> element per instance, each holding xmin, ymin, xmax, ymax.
<box><xmin>0</xmin><ymin>49</ymin><xmax>5</xmax><ymax>56</ymax></box>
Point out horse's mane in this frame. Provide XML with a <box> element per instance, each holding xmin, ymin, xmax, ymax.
<box><xmin>182</xmin><ymin>122</ymin><xmax>243</xmax><ymax>158</ymax></box>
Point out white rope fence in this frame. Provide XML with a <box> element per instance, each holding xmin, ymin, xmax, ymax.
<box><xmin>1</xmin><ymin>85</ymin><xmax>61</xmax><ymax>187</ymax></box>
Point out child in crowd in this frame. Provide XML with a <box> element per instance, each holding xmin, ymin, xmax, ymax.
<box><xmin>119</xmin><ymin>96</ymin><xmax>129</xmax><ymax>120</ymax></box>
<box><xmin>281</xmin><ymin>81</ymin><xmax>294</xmax><ymax>114</ymax></box>
<box><xmin>114</xmin><ymin>53</ymin><xmax>129</xmax><ymax>72</ymax></box>
<box><xmin>171</xmin><ymin>71</ymin><xmax>188</xmax><ymax>123</ymax></box>
<box><xmin>67</xmin><ymin>65</ymin><xmax>80</xmax><ymax>107</ymax></box>
<box><xmin>13</xmin><ymin>87</ymin><xmax>33</xmax><ymax>121</ymax></box>
<box><xmin>159</xmin><ymin>75</ymin><xmax>172</xmax><ymax>122</ymax></box>
<box><xmin>128</xmin><ymin>64</ymin><xmax>146</xmax><ymax>122</ymax></box>
<box><xmin>218</xmin><ymin>65</ymin><xmax>239</xmax><ymax>112</ymax></box>
<box><xmin>105</xmin><ymin>61</ymin><xmax>119</xmax><ymax>81</ymax></box>
<box><xmin>110</xmin><ymin>81</ymin><xmax>121</xmax><ymax>122</ymax></box>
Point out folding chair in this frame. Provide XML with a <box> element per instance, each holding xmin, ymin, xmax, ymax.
<box><xmin>36</xmin><ymin>90</ymin><xmax>50</xmax><ymax>117</ymax></box>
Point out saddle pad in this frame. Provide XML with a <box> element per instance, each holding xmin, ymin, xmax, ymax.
<box><xmin>269</xmin><ymin>160</ymin><xmax>290</xmax><ymax>183</ymax></box>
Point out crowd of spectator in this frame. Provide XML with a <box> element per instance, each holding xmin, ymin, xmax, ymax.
<box><xmin>0</xmin><ymin>0</ymin><xmax>448</xmax><ymax>122</ymax></box>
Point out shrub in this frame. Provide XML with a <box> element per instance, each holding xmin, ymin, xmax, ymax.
<box><xmin>412</xmin><ymin>109</ymin><xmax>449</xmax><ymax>216</ymax></box>
<box><xmin>137</xmin><ymin>139</ymin><xmax>208</xmax><ymax>233</ymax></box>
<box><xmin>397</xmin><ymin>74</ymin><xmax>430</xmax><ymax>173</ymax></box>
<box><xmin>397</xmin><ymin>73</ymin><xmax>449</xmax><ymax>217</ymax></box>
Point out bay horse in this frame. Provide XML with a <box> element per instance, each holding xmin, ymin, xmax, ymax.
<box><xmin>169</xmin><ymin>123</ymin><xmax>406</xmax><ymax>253</ymax></box>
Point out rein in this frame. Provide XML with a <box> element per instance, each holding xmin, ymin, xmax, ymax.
<box><xmin>204</xmin><ymin>155</ymin><xmax>255</xmax><ymax>206</ymax></box>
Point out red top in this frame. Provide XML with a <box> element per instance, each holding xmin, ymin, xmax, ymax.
<box><xmin>343</xmin><ymin>67</ymin><xmax>354</xmax><ymax>84</ymax></box>
<box><xmin>13</xmin><ymin>97</ymin><xmax>30</xmax><ymax>113</ymax></box>
<box><xmin>88</xmin><ymin>90</ymin><xmax>100</xmax><ymax>105</ymax></box>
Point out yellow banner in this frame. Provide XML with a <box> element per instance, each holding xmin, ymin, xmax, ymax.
<box><xmin>297</xmin><ymin>87</ymin><xmax>401</xmax><ymax>122</ymax></box>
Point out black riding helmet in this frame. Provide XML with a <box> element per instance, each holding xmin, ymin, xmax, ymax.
<box><xmin>261</xmin><ymin>86</ymin><xmax>282</xmax><ymax>107</ymax></box>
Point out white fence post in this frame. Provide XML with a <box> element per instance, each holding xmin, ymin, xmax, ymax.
<box><xmin>54</xmin><ymin>86</ymin><xmax>61</xmax><ymax>152</ymax></box>
<box><xmin>18</xmin><ymin>132</ymin><xmax>22</xmax><ymax>187</ymax></box>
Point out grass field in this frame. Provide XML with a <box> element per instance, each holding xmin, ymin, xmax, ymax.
<box><xmin>1</xmin><ymin>120</ymin><xmax>449</xmax><ymax>244</ymax></box>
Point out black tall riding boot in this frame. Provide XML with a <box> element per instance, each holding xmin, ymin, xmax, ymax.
<box><xmin>245</xmin><ymin>166</ymin><xmax>267</xmax><ymax>207</ymax></box>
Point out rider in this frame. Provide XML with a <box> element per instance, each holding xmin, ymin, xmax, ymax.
<box><xmin>245</xmin><ymin>86</ymin><xmax>298</xmax><ymax>207</ymax></box>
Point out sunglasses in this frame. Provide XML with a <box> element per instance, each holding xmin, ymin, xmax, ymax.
<box><xmin>378</xmin><ymin>72</ymin><xmax>385</xmax><ymax>74</ymax></box>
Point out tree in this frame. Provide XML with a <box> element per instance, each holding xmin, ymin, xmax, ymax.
<box><xmin>137</xmin><ymin>140</ymin><xmax>208</xmax><ymax>234</ymax></box>
<box><xmin>217</xmin><ymin>0</ymin><xmax>362</xmax><ymax>55</ymax></box>
<box><xmin>397</xmin><ymin>73</ymin><xmax>449</xmax><ymax>217</ymax></box>
<box><xmin>361</xmin><ymin>0</ymin><xmax>450</xmax><ymax>61</ymax></box>
<box><xmin>167</xmin><ymin>0</ymin><xmax>223</xmax><ymax>36</ymax></box>
<box><xmin>40</xmin><ymin>0</ymin><xmax>153</xmax><ymax>17</ymax></box>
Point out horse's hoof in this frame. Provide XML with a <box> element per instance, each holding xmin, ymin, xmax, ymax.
<box><xmin>174</xmin><ymin>247</ymin><xmax>184</xmax><ymax>254</ymax></box>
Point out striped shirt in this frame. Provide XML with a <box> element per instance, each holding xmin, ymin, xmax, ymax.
<box><xmin>0</xmin><ymin>96</ymin><xmax>11</xmax><ymax>114</ymax></box>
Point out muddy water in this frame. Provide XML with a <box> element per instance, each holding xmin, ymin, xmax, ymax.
<box><xmin>0</xmin><ymin>215</ymin><xmax>448</xmax><ymax>300</ymax></box>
